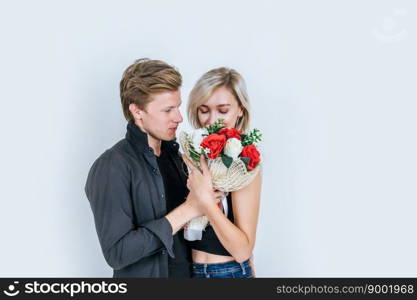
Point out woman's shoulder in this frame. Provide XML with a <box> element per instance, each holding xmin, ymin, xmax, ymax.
<box><xmin>230</xmin><ymin>171</ymin><xmax>262</xmax><ymax>205</ymax></box>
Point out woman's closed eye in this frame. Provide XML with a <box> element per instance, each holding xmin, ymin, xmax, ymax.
<box><xmin>199</xmin><ymin>109</ymin><xmax>228</xmax><ymax>114</ymax></box>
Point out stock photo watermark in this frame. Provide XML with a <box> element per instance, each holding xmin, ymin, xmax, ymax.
<box><xmin>372</xmin><ymin>8</ymin><xmax>408</xmax><ymax>43</ymax></box>
<box><xmin>2</xmin><ymin>280</ymin><xmax>127</xmax><ymax>297</ymax></box>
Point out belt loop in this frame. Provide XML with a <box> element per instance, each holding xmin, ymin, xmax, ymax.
<box><xmin>240</xmin><ymin>262</ymin><xmax>246</xmax><ymax>275</ymax></box>
<box><xmin>204</xmin><ymin>264</ymin><xmax>209</xmax><ymax>278</ymax></box>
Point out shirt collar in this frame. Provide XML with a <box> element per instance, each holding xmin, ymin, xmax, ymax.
<box><xmin>125</xmin><ymin>121</ymin><xmax>179</xmax><ymax>155</ymax></box>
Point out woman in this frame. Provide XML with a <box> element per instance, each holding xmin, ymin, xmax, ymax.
<box><xmin>183</xmin><ymin>67</ymin><xmax>262</xmax><ymax>278</ymax></box>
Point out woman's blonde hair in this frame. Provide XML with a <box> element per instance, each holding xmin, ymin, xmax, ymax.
<box><xmin>187</xmin><ymin>67</ymin><xmax>251</xmax><ymax>132</ymax></box>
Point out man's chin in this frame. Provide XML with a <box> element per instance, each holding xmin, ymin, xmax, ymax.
<box><xmin>167</xmin><ymin>129</ymin><xmax>177</xmax><ymax>139</ymax></box>
<box><xmin>160</xmin><ymin>131</ymin><xmax>177</xmax><ymax>141</ymax></box>
<box><xmin>167</xmin><ymin>133</ymin><xmax>177</xmax><ymax>141</ymax></box>
<box><xmin>147</xmin><ymin>130</ymin><xmax>175</xmax><ymax>142</ymax></box>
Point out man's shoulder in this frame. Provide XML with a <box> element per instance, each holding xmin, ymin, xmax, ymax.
<box><xmin>92</xmin><ymin>139</ymin><xmax>136</xmax><ymax>170</ymax></box>
<box><xmin>107</xmin><ymin>138</ymin><xmax>133</xmax><ymax>156</ymax></box>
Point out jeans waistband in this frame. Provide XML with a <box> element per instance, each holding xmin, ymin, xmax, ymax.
<box><xmin>192</xmin><ymin>259</ymin><xmax>250</xmax><ymax>274</ymax></box>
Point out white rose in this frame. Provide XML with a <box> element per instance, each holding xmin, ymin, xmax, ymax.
<box><xmin>191</xmin><ymin>128</ymin><xmax>208</xmax><ymax>151</ymax></box>
<box><xmin>224</xmin><ymin>137</ymin><xmax>243</xmax><ymax>159</ymax></box>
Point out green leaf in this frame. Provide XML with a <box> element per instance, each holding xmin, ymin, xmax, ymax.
<box><xmin>240</xmin><ymin>157</ymin><xmax>250</xmax><ymax>166</ymax></box>
<box><xmin>221</xmin><ymin>155</ymin><xmax>233</xmax><ymax>168</ymax></box>
<box><xmin>206</xmin><ymin>119</ymin><xmax>225</xmax><ymax>134</ymax></box>
<box><xmin>189</xmin><ymin>149</ymin><xmax>201</xmax><ymax>162</ymax></box>
<box><xmin>242</xmin><ymin>128</ymin><xmax>262</xmax><ymax>146</ymax></box>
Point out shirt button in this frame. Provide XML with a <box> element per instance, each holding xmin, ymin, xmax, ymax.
<box><xmin>161</xmin><ymin>194</ymin><xmax>165</xmax><ymax>198</ymax></box>
<box><xmin>161</xmin><ymin>250</ymin><xmax>166</xmax><ymax>255</ymax></box>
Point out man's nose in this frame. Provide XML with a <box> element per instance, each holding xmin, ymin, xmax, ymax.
<box><xmin>174</xmin><ymin>109</ymin><xmax>183</xmax><ymax>123</ymax></box>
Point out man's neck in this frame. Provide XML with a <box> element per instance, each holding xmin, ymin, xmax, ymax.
<box><xmin>147</xmin><ymin>135</ymin><xmax>162</xmax><ymax>157</ymax></box>
<box><xmin>134</xmin><ymin>121</ymin><xmax>161</xmax><ymax>156</ymax></box>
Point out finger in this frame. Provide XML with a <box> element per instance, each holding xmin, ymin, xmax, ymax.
<box><xmin>182</xmin><ymin>154</ymin><xmax>197</xmax><ymax>173</ymax></box>
<box><xmin>185</xmin><ymin>154</ymin><xmax>202</xmax><ymax>174</ymax></box>
<box><xmin>214</xmin><ymin>197</ymin><xmax>220</xmax><ymax>204</ymax></box>
<box><xmin>184</xmin><ymin>154</ymin><xmax>204</xmax><ymax>176</ymax></box>
<box><xmin>214</xmin><ymin>191</ymin><xmax>225</xmax><ymax>199</ymax></box>
<box><xmin>213</xmin><ymin>189</ymin><xmax>226</xmax><ymax>196</ymax></box>
<box><xmin>199</xmin><ymin>154</ymin><xmax>210</xmax><ymax>174</ymax></box>
<box><xmin>217</xmin><ymin>199</ymin><xmax>222</xmax><ymax>208</ymax></box>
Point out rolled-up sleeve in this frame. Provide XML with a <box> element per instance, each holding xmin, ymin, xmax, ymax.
<box><xmin>85</xmin><ymin>151</ymin><xmax>174</xmax><ymax>270</ymax></box>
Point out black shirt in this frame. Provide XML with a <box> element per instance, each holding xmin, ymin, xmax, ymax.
<box><xmin>156</xmin><ymin>144</ymin><xmax>192</xmax><ymax>278</ymax></box>
<box><xmin>188</xmin><ymin>193</ymin><xmax>234</xmax><ymax>256</ymax></box>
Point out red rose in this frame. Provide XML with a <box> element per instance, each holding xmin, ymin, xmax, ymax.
<box><xmin>218</xmin><ymin>128</ymin><xmax>242</xmax><ymax>140</ymax></box>
<box><xmin>200</xmin><ymin>134</ymin><xmax>227</xmax><ymax>159</ymax></box>
<box><xmin>240</xmin><ymin>145</ymin><xmax>261</xmax><ymax>170</ymax></box>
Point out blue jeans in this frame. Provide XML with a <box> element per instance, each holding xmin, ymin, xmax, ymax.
<box><xmin>192</xmin><ymin>259</ymin><xmax>253</xmax><ymax>278</ymax></box>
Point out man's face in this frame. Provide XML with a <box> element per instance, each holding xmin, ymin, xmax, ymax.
<box><xmin>137</xmin><ymin>90</ymin><xmax>183</xmax><ymax>141</ymax></box>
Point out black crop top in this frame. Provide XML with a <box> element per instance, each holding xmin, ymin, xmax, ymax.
<box><xmin>188</xmin><ymin>193</ymin><xmax>234</xmax><ymax>256</ymax></box>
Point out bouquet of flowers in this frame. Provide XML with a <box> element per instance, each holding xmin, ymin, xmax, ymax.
<box><xmin>179</xmin><ymin>119</ymin><xmax>262</xmax><ymax>241</ymax></box>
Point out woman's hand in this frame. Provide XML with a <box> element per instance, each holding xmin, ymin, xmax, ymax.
<box><xmin>182</xmin><ymin>154</ymin><xmax>219</xmax><ymax>213</ymax></box>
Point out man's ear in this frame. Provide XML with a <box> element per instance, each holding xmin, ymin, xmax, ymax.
<box><xmin>129</xmin><ymin>103</ymin><xmax>143</xmax><ymax>120</ymax></box>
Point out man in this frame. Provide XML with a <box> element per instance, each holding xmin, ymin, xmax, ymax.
<box><xmin>85</xmin><ymin>58</ymin><xmax>212</xmax><ymax>277</ymax></box>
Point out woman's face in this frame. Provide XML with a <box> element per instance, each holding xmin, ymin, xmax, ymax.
<box><xmin>197</xmin><ymin>86</ymin><xmax>243</xmax><ymax>129</ymax></box>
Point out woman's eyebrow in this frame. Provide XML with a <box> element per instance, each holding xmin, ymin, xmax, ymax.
<box><xmin>200</xmin><ymin>104</ymin><xmax>231</xmax><ymax>108</ymax></box>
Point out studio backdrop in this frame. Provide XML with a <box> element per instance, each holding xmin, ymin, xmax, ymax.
<box><xmin>0</xmin><ymin>0</ymin><xmax>416</xmax><ymax>277</ymax></box>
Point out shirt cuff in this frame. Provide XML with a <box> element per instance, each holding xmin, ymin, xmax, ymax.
<box><xmin>140</xmin><ymin>217</ymin><xmax>175</xmax><ymax>258</ymax></box>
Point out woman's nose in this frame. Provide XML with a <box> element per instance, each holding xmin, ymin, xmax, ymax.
<box><xmin>208</xmin><ymin>112</ymin><xmax>218</xmax><ymax>125</ymax></box>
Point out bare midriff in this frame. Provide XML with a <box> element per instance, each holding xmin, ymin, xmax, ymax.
<box><xmin>192</xmin><ymin>249</ymin><xmax>235</xmax><ymax>264</ymax></box>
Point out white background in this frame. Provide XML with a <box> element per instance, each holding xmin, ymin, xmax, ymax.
<box><xmin>0</xmin><ymin>0</ymin><xmax>416</xmax><ymax>277</ymax></box>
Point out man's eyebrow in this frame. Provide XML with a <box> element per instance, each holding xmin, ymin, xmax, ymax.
<box><xmin>164</xmin><ymin>102</ymin><xmax>182</xmax><ymax>109</ymax></box>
